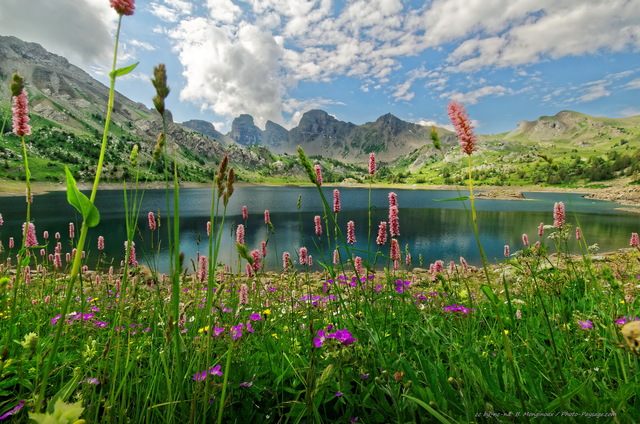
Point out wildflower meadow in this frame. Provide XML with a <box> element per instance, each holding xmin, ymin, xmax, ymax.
<box><xmin>1</xmin><ymin>1</ymin><xmax>640</xmax><ymax>423</ymax></box>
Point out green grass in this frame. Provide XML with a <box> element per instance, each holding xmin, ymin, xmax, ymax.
<box><xmin>1</xmin><ymin>185</ymin><xmax>639</xmax><ymax>423</ymax></box>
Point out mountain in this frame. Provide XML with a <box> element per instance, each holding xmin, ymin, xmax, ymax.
<box><xmin>2</xmin><ymin>35</ymin><xmax>640</xmax><ymax>188</ymax></box>
<box><xmin>211</xmin><ymin>109</ymin><xmax>457</xmax><ymax>162</ymax></box>
<box><xmin>0</xmin><ymin>35</ymin><xmax>287</xmax><ymax>183</ymax></box>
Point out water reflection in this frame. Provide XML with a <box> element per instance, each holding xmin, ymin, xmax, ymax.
<box><xmin>0</xmin><ymin>186</ymin><xmax>637</xmax><ymax>272</ymax></box>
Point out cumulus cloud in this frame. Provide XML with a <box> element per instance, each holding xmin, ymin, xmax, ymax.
<box><xmin>441</xmin><ymin>85</ymin><xmax>511</xmax><ymax>105</ymax></box>
<box><xmin>0</xmin><ymin>0</ymin><xmax>115</xmax><ymax>66</ymax></box>
<box><xmin>170</xmin><ymin>18</ymin><xmax>286</xmax><ymax>127</ymax></box>
<box><xmin>158</xmin><ymin>0</ymin><xmax>640</xmax><ymax>127</ymax></box>
<box><xmin>442</xmin><ymin>0</ymin><xmax>640</xmax><ymax>71</ymax></box>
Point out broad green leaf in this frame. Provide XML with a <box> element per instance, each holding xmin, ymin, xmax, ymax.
<box><xmin>110</xmin><ymin>62</ymin><xmax>139</xmax><ymax>79</ymax></box>
<box><xmin>45</xmin><ymin>374</ymin><xmax>83</xmax><ymax>414</ymax></box>
<box><xmin>236</xmin><ymin>242</ymin><xmax>252</xmax><ymax>263</ymax></box>
<box><xmin>481</xmin><ymin>284</ymin><xmax>500</xmax><ymax>305</ymax></box>
<box><xmin>435</xmin><ymin>196</ymin><xmax>469</xmax><ymax>202</ymax></box>
<box><xmin>402</xmin><ymin>394</ymin><xmax>456</xmax><ymax>424</ymax></box>
<box><xmin>65</xmin><ymin>167</ymin><xmax>100</xmax><ymax>227</ymax></box>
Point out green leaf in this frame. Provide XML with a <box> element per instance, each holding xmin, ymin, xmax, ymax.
<box><xmin>402</xmin><ymin>394</ymin><xmax>456</xmax><ymax>424</ymax></box>
<box><xmin>65</xmin><ymin>167</ymin><xmax>100</xmax><ymax>227</ymax></box>
<box><xmin>110</xmin><ymin>62</ymin><xmax>139</xmax><ymax>79</ymax></box>
<box><xmin>236</xmin><ymin>242</ymin><xmax>252</xmax><ymax>263</ymax></box>
<box><xmin>46</xmin><ymin>374</ymin><xmax>82</xmax><ymax>414</ymax></box>
<box><xmin>481</xmin><ymin>284</ymin><xmax>499</xmax><ymax>305</ymax></box>
<box><xmin>435</xmin><ymin>196</ymin><xmax>469</xmax><ymax>202</ymax></box>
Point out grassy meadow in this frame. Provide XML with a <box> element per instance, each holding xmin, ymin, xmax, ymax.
<box><xmin>2</xmin><ymin>3</ymin><xmax>640</xmax><ymax>423</ymax></box>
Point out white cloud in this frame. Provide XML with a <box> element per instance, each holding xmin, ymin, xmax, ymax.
<box><xmin>625</xmin><ymin>78</ymin><xmax>640</xmax><ymax>89</ymax></box>
<box><xmin>170</xmin><ymin>18</ymin><xmax>286</xmax><ymax>127</ymax></box>
<box><xmin>575</xmin><ymin>84</ymin><xmax>611</xmax><ymax>103</ymax></box>
<box><xmin>161</xmin><ymin>0</ymin><xmax>640</xmax><ymax>127</ymax></box>
<box><xmin>443</xmin><ymin>0</ymin><xmax>640</xmax><ymax>72</ymax></box>
<box><xmin>0</xmin><ymin>0</ymin><xmax>115</xmax><ymax>66</ymax></box>
<box><xmin>441</xmin><ymin>85</ymin><xmax>511</xmax><ymax>105</ymax></box>
<box><xmin>618</xmin><ymin>107</ymin><xmax>640</xmax><ymax>117</ymax></box>
<box><xmin>150</xmin><ymin>0</ymin><xmax>193</xmax><ymax>22</ymax></box>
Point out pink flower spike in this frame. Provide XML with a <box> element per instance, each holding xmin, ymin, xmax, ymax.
<box><xmin>12</xmin><ymin>89</ymin><xmax>31</xmax><ymax>137</ymax></box>
<box><xmin>522</xmin><ymin>233</ymin><xmax>529</xmax><ymax>246</ymax></box>
<box><xmin>264</xmin><ymin>210</ymin><xmax>271</xmax><ymax>225</ymax></box>
<box><xmin>446</xmin><ymin>101</ymin><xmax>477</xmax><ymax>156</ymax></box>
<box><xmin>283</xmin><ymin>251</ymin><xmax>291</xmax><ymax>270</ymax></box>
<box><xmin>390</xmin><ymin>238</ymin><xmax>400</xmax><ymax>261</ymax></box>
<box><xmin>369</xmin><ymin>153</ymin><xmax>376</xmax><ymax>175</ymax></box>
<box><xmin>389</xmin><ymin>205</ymin><xmax>400</xmax><ymax>237</ymax></box>
<box><xmin>148</xmin><ymin>212</ymin><xmax>156</xmax><ymax>231</ymax></box>
<box><xmin>333</xmin><ymin>189</ymin><xmax>341</xmax><ymax>212</ymax></box>
<box><xmin>376</xmin><ymin>221</ymin><xmax>388</xmax><ymax>246</ymax></box>
<box><xmin>110</xmin><ymin>0</ymin><xmax>135</xmax><ymax>15</ymax></box>
<box><xmin>314</xmin><ymin>164</ymin><xmax>323</xmax><ymax>186</ymax></box>
<box><xmin>347</xmin><ymin>221</ymin><xmax>356</xmax><ymax>244</ymax></box>
<box><xmin>98</xmin><ymin>236</ymin><xmax>105</xmax><ymax>251</ymax></box>
<box><xmin>504</xmin><ymin>245</ymin><xmax>510</xmax><ymax>258</ymax></box>
<box><xmin>575</xmin><ymin>227</ymin><xmax>582</xmax><ymax>240</ymax></box>
<box><xmin>553</xmin><ymin>202</ymin><xmax>565</xmax><ymax>229</ymax></box>
<box><xmin>299</xmin><ymin>247</ymin><xmax>308</xmax><ymax>265</ymax></box>
<box><xmin>314</xmin><ymin>215</ymin><xmax>322</xmax><ymax>235</ymax></box>
<box><xmin>236</xmin><ymin>224</ymin><xmax>245</xmax><ymax>245</ymax></box>
<box><xmin>242</xmin><ymin>205</ymin><xmax>248</xmax><ymax>219</ymax></box>
<box><xmin>630</xmin><ymin>232</ymin><xmax>639</xmax><ymax>248</ymax></box>
<box><xmin>23</xmin><ymin>222</ymin><xmax>38</xmax><ymax>247</ymax></box>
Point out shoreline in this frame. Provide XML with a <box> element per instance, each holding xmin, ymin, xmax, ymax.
<box><xmin>1</xmin><ymin>179</ymin><xmax>639</xmax><ymax>210</ymax></box>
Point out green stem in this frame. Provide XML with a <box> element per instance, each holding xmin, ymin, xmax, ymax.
<box><xmin>216</xmin><ymin>339</ymin><xmax>234</xmax><ymax>424</ymax></box>
<box><xmin>35</xmin><ymin>15</ymin><xmax>123</xmax><ymax>412</ymax></box>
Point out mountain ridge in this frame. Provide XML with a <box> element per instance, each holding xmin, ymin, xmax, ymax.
<box><xmin>1</xmin><ymin>35</ymin><xmax>640</xmax><ymax>188</ymax></box>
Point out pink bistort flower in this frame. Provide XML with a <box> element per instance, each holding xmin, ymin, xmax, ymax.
<box><xmin>23</xmin><ymin>222</ymin><xmax>38</xmax><ymax>247</ymax></box>
<box><xmin>630</xmin><ymin>232</ymin><xmax>639</xmax><ymax>248</ymax></box>
<box><xmin>333</xmin><ymin>189</ymin><xmax>341</xmax><ymax>212</ymax></box>
<box><xmin>110</xmin><ymin>0</ymin><xmax>135</xmax><ymax>15</ymax></box>
<box><xmin>12</xmin><ymin>89</ymin><xmax>31</xmax><ymax>137</ymax></box>
<box><xmin>314</xmin><ymin>215</ymin><xmax>322</xmax><ymax>235</ymax></box>
<box><xmin>447</xmin><ymin>101</ymin><xmax>477</xmax><ymax>156</ymax></box>
<box><xmin>389</xmin><ymin>205</ymin><xmax>400</xmax><ymax>237</ymax></box>
<box><xmin>347</xmin><ymin>221</ymin><xmax>356</xmax><ymax>244</ymax></box>
<box><xmin>369</xmin><ymin>153</ymin><xmax>376</xmax><ymax>175</ymax></box>
<box><xmin>376</xmin><ymin>221</ymin><xmax>388</xmax><ymax>246</ymax></box>
<box><xmin>314</xmin><ymin>164</ymin><xmax>323</xmax><ymax>186</ymax></box>
<box><xmin>553</xmin><ymin>202</ymin><xmax>565</xmax><ymax>229</ymax></box>
<box><xmin>283</xmin><ymin>251</ymin><xmax>291</xmax><ymax>270</ymax></box>
<box><xmin>236</xmin><ymin>224</ymin><xmax>245</xmax><ymax>245</ymax></box>
<box><xmin>148</xmin><ymin>212</ymin><xmax>156</xmax><ymax>231</ymax></box>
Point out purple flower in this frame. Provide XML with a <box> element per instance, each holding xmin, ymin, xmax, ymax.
<box><xmin>212</xmin><ymin>327</ymin><xmax>225</xmax><ymax>337</ymax></box>
<box><xmin>192</xmin><ymin>371</ymin><xmax>207</xmax><ymax>381</ymax></box>
<box><xmin>0</xmin><ymin>400</ymin><xmax>24</xmax><ymax>420</ymax></box>
<box><xmin>209</xmin><ymin>365</ymin><xmax>223</xmax><ymax>376</ymax></box>
<box><xmin>333</xmin><ymin>328</ymin><xmax>357</xmax><ymax>345</ymax></box>
<box><xmin>578</xmin><ymin>320</ymin><xmax>593</xmax><ymax>329</ymax></box>
<box><xmin>313</xmin><ymin>330</ymin><xmax>327</xmax><ymax>348</ymax></box>
<box><xmin>51</xmin><ymin>314</ymin><xmax>61</xmax><ymax>326</ymax></box>
<box><xmin>335</xmin><ymin>392</ymin><xmax>343</xmax><ymax>397</ymax></box>
<box><xmin>249</xmin><ymin>313</ymin><xmax>262</xmax><ymax>321</ymax></box>
<box><xmin>231</xmin><ymin>324</ymin><xmax>244</xmax><ymax>340</ymax></box>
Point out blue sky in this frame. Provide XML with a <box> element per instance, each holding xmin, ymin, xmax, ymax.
<box><xmin>2</xmin><ymin>0</ymin><xmax>639</xmax><ymax>134</ymax></box>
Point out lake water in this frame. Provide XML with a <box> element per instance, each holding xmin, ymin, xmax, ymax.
<box><xmin>0</xmin><ymin>186</ymin><xmax>638</xmax><ymax>272</ymax></box>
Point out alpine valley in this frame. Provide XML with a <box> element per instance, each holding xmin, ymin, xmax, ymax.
<box><xmin>1</xmin><ymin>35</ymin><xmax>640</xmax><ymax>188</ymax></box>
